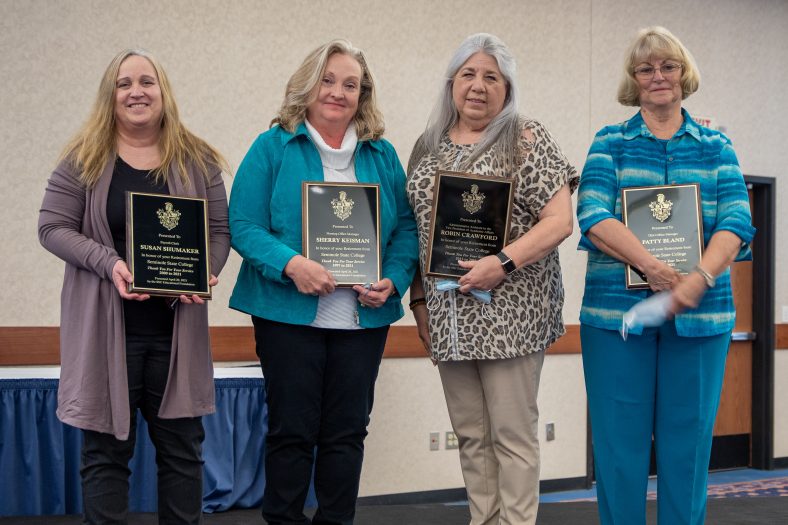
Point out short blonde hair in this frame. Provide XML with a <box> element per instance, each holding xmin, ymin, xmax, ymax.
<box><xmin>617</xmin><ymin>26</ymin><xmax>700</xmax><ymax>107</ymax></box>
<box><xmin>271</xmin><ymin>39</ymin><xmax>385</xmax><ymax>141</ymax></box>
<box><xmin>60</xmin><ymin>49</ymin><xmax>229</xmax><ymax>187</ymax></box>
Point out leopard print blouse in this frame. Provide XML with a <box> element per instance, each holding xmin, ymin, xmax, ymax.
<box><xmin>406</xmin><ymin>118</ymin><xmax>579</xmax><ymax>361</ymax></box>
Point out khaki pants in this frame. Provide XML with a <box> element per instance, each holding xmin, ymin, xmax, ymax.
<box><xmin>438</xmin><ymin>352</ymin><xmax>545</xmax><ymax>525</ymax></box>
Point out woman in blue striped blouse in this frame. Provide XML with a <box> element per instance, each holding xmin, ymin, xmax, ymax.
<box><xmin>576</xmin><ymin>27</ymin><xmax>755</xmax><ymax>525</ymax></box>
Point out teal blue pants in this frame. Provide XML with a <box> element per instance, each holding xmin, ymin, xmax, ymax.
<box><xmin>581</xmin><ymin>322</ymin><xmax>731</xmax><ymax>525</ymax></box>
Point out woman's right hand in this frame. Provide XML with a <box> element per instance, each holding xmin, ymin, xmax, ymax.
<box><xmin>641</xmin><ymin>258</ymin><xmax>680</xmax><ymax>292</ymax></box>
<box><xmin>412</xmin><ymin>304</ymin><xmax>435</xmax><ymax>364</ymax></box>
<box><xmin>111</xmin><ymin>260</ymin><xmax>150</xmax><ymax>301</ymax></box>
<box><xmin>284</xmin><ymin>255</ymin><xmax>337</xmax><ymax>296</ymax></box>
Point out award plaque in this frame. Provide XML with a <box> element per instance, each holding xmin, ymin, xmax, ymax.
<box><xmin>425</xmin><ymin>171</ymin><xmax>514</xmax><ymax>278</ymax></box>
<box><xmin>621</xmin><ymin>183</ymin><xmax>704</xmax><ymax>289</ymax></box>
<box><xmin>126</xmin><ymin>192</ymin><xmax>211</xmax><ymax>298</ymax></box>
<box><xmin>302</xmin><ymin>182</ymin><xmax>381</xmax><ymax>286</ymax></box>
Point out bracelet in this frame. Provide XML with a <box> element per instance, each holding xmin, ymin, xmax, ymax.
<box><xmin>693</xmin><ymin>265</ymin><xmax>716</xmax><ymax>288</ymax></box>
<box><xmin>408</xmin><ymin>297</ymin><xmax>427</xmax><ymax>310</ymax></box>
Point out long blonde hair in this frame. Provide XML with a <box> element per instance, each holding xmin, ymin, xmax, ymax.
<box><xmin>59</xmin><ymin>49</ymin><xmax>229</xmax><ymax>187</ymax></box>
<box><xmin>271</xmin><ymin>39</ymin><xmax>385</xmax><ymax>141</ymax></box>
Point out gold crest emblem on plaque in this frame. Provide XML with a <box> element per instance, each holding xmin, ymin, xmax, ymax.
<box><xmin>331</xmin><ymin>191</ymin><xmax>354</xmax><ymax>221</ymax></box>
<box><xmin>157</xmin><ymin>202</ymin><xmax>181</xmax><ymax>230</ymax></box>
<box><xmin>461</xmin><ymin>184</ymin><xmax>485</xmax><ymax>214</ymax></box>
<box><xmin>648</xmin><ymin>193</ymin><xmax>673</xmax><ymax>222</ymax></box>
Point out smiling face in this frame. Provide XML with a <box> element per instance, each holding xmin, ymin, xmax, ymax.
<box><xmin>114</xmin><ymin>55</ymin><xmax>163</xmax><ymax>135</ymax></box>
<box><xmin>452</xmin><ymin>52</ymin><xmax>507</xmax><ymax>132</ymax></box>
<box><xmin>306</xmin><ymin>52</ymin><xmax>362</xmax><ymax>135</ymax></box>
<box><xmin>636</xmin><ymin>57</ymin><xmax>683</xmax><ymax>112</ymax></box>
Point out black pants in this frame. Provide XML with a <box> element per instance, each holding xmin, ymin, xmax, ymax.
<box><xmin>252</xmin><ymin>317</ymin><xmax>389</xmax><ymax>525</ymax></box>
<box><xmin>80</xmin><ymin>335</ymin><xmax>205</xmax><ymax>525</ymax></box>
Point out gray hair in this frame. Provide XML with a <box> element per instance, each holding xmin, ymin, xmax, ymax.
<box><xmin>415</xmin><ymin>33</ymin><xmax>521</xmax><ymax>172</ymax></box>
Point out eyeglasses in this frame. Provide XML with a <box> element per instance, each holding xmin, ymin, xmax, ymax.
<box><xmin>633</xmin><ymin>63</ymin><xmax>683</xmax><ymax>80</ymax></box>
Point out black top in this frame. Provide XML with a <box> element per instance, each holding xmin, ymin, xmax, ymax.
<box><xmin>106</xmin><ymin>156</ymin><xmax>175</xmax><ymax>337</ymax></box>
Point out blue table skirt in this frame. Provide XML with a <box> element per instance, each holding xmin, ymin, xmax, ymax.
<box><xmin>0</xmin><ymin>377</ymin><xmax>317</xmax><ymax>516</ymax></box>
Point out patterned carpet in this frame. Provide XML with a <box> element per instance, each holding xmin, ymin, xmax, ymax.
<box><xmin>542</xmin><ymin>468</ymin><xmax>788</xmax><ymax>503</ymax></box>
<box><xmin>651</xmin><ymin>470</ymin><xmax>788</xmax><ymax>500</ymax></box>
<box><xmin>699</xmin><ymin>477</ymin><xmax>787</xmax><ymax>499</ymax></box>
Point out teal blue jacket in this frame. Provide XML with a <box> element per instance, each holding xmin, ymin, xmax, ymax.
<box><xmin>229</xmin><ymin>123</ymin><xmax>418</xmax><ymax>328</ymax></box>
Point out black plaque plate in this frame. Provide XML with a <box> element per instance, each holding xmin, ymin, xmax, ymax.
<box><xmin>621</xmin><ymin>183</ymin><xmax>704</xmax><ymax>289</ymax></box>
<box><xmin>126</xmin><ymin>192</ymin><xmax>211</xmax><ymax>297</ymax></box>
<box><xmin>302</xmin><ymin>182</ymin><xmax>381</xmax><ymax>286</ymax></box>
<box><xmin>426</xmin><ymin>171</ymin><xmax>514</xmax><ymax>278</ymax></box>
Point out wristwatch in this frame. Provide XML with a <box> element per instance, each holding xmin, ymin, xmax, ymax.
<box><xmin>495</xmin><ymin>251</ymin><xmax>517</xmax><ymax>275</ymax></box>
<box><xmin>693</xmin><ymin>265</ymin><xmax>716</xmax><ymax>288</ymax></box>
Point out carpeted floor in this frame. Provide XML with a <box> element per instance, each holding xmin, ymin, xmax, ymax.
<box><xmin>706</xmin><ymin>476</ymin><xmax>788</xmax><ymax>499</ymax></box>
<box><xmin>2</xmin><ymin>497</ymin><xmax>787</xmax><ymax>525</ymax></box>
<box><xmin>4</xmin><ymin>470</ymin><xmax>786</xmax><ymax>524</ymax></box>
<box><xmin>541</xmin><ymin>467</ymin><xmax>788</xmax><ymax>504</ymax></box>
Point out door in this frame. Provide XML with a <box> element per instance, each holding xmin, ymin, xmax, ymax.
<box><xmin>709</xmin><ymin>189</ymin><xmax>755</xmax><ymax>469</ymax></box>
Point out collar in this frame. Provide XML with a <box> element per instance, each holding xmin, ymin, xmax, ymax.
<box><xmin>622</xmin><ymin>108</ymin><xmax>701</xmax><ymax>142</ymax></box>
<box><xmin>281</xmin><ymin>122</ymin><xmax>383</xmax><ymax>152</ymax></box>
<box><xmin>304</xmin><ymin>119</ymin><xmax>358</xmax><ymax>170</ymax></box>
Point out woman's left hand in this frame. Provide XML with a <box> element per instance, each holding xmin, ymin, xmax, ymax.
<box><xmin>670</xmin><ymin>271</ymin><xmax>707</xmax><ymax>314</ymax></box>
<box><xmin>178</xmin><ymin>274</ymin><xmax>218</xmax><ymax>305</ymax></box>
<box><xmin>456</xmin><ymin>256</ymin><xmax>506</xmax><ymax>294</ymax></box>
<box><xmin>353</xmin><ymin>278</ymin><xmax>395</xmax><ymax>309</ymax></box>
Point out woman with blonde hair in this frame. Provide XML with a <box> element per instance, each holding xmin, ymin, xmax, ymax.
<box><xmin>229</xmin><ymin>39</ymin><xmax>417</xmax><ymax>524</ymax></box>
<box><xmin>38</xmin><ymin>49</ymin><xmax>231</xmax><ymax>524</ymax></box>
<box><xmin>577</xmin><ymin>26</ymin><xmax>755</xmax><ymax>524</ymax></box>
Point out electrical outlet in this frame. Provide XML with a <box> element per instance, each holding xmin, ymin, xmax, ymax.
<box><xmin>545</xmin><ymin>422</ymin><xmax>555</xmax><ymax>442</ymax></box>
<box><xmin>445</xmin><ymin>431</ymin><xmax>459</xmax><ymax>449</ymax></box>
<box><xmin>429</xmin><ymin>432</ymin><xmax>440</xmax><ymax>451</ymax></box>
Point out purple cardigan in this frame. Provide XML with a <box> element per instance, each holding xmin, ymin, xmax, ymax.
<box><xmin>38</xmin><ymin>155</ymin><xmax>230</xmax><ymax>439</ymax></box>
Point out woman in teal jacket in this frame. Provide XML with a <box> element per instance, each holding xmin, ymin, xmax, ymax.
<box><xmin>229</xmin><ymin>39</ymin><xmax>417</xmax><ymax>525</ymax></box>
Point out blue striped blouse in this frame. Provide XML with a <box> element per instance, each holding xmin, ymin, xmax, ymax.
<box><xmin>576</xmin><ymin>109</ymin><xmax>756</xmax><ymax>337</ymax></box>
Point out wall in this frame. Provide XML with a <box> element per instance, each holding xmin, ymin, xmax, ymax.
<box><xmin>1</xmin><ymin>0</ymin><xmax>785</xmax><ymax>495</ymax></box>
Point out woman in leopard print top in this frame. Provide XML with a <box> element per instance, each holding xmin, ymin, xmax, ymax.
<box><xmin>406</xmin><ymin>33</ymin><xmax>577</xmax><ymax>525</ymax></box>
